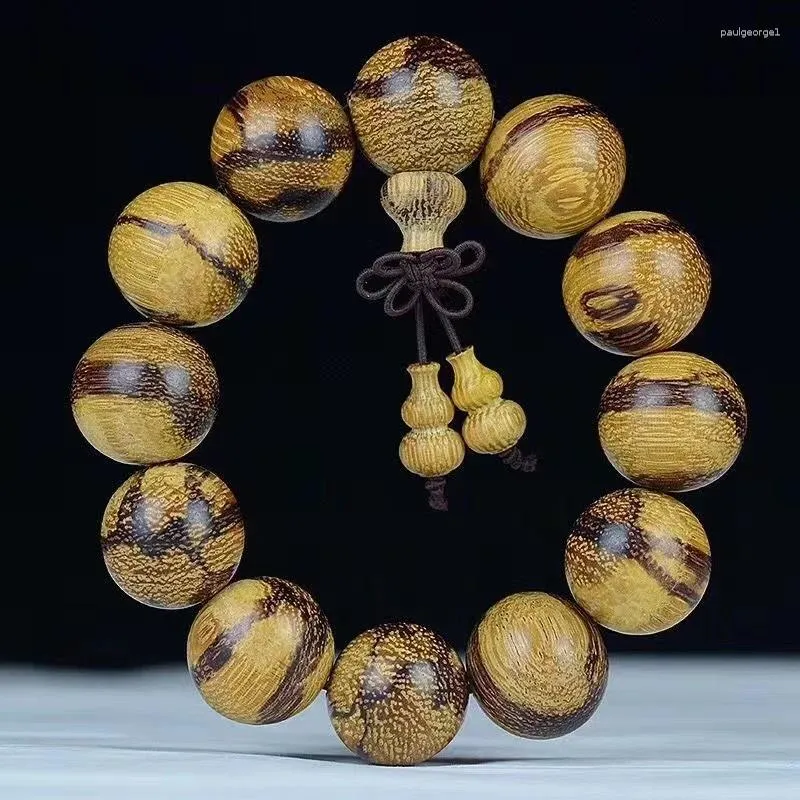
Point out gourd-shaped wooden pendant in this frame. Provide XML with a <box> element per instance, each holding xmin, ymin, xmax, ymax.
<box><xmin>399</xmin><ymin>363</ymin><xmax>465</xmax><ymax>510</ymax></box>
<box><xmin>448</xmin><ymin>347</ymin><xmax>531</xmax><ymax>466</ymax></box>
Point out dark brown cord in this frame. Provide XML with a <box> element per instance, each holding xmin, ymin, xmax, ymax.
<box><xmin>499</xmin><ymin>445</ymin><xmax>538</xmax><ymax>472</ymax></box>
<box><xmin>356</xmin><ymin>241</ymin><xmax>486</xmax><ymax>360</ymax></box>
<box><xmin>424</xmin><ymin>478</ymin><xmax>448</xmax><ymax>511</ymax></box>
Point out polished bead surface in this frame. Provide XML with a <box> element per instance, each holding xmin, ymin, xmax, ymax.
<box><xmin>565</xmin><ymin>489</ymin><xmax>711</xmax><ymax>634</ymax></box>
<box><xmin>108</xmin><ymin>182</ymin><xmax>259</xmax><ymax>327</ymax></box>
<box><xmin>348</xmin><ymin>35</ymin><xmax>494</xmax><ymax>175</ymax></box>
<box><xmin>598</xmin><ymin>351</ymin><xmax>747</xmax><ymax>491</ymax></box>
<box><xmin>188</xmin><ymin>577</ymin><xmax>334</xmax><ymax>725</ymax></box>
<box><xmin>211</xmin><ymin>76</ymin><xmax>354</xmax><ymax>221</ymax></box>
<box><xmin>481</xmin><ymin>94</ymin><xmax>626</xmax><ymax>239</ymax></box>
<box><xmin>101</xmin><ymin>463</ymin><xmax>244</xmax><ymax>609</ymax></box>
<box><xmin>70</xmin><ymin>323</ymin><xmax>218</xmax><ymax>464</ymax></box>
<box><xmin>467</xmin><ymin>592</ymin><xmax>608</xmax><ymax>738</ymax></box>
<box><xmin>563</xmin><ymin>211</ymin><xmax>711</xmax><ymax>355</ymax></box>
<box><xmin>327</xmin><ymin>622</ymin><xmax>468</xmax><ymax>765</ymax></box>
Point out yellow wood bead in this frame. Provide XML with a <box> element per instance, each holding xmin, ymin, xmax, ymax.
<box><xmin>481</xmin><ymin>94</ymin><xmax>626</xmax><ymax>239</ymax></box>
<box><xmin>563</xmin><ymin>211</ymin><xmax>711</xmax><ymax>355</ymax></box>
<box><xmin>467</xmin><ymin>592</ymin><xmax>608</xmax><ymax>739</ymax></box>
<box><xmin>327</xmin><ymin>622</ymin><xmax>468</xmax><ymax>765</ymax></box>
<box><xmin>598</xmin><ymin>351</ymin><xmax>747</xmax><ymax>491</ymax></box>
<box><xmin>348</xmin><ymin>35</ymin><xmax>494</xmax><ymax>175</ymax></box>
<box><xmin>188</xmin><ymin>577</ymin><xmax>334</xmax><ymax>725</ymax></box>
<box><xmin>399</xmin><ymin>362</ymin><xmax>465</xmax><ymax>478</ymax></box>
<box><xmin>447</xmin><ymin>346</ymin><xmax>526</xmax><ymax>453</ymax></box>
<box><xmin>381</xmin><ymin>171</ymin><xmax>466</xmax><ymax>252</ymax></box>
<box><xmin>108</xmin><ymin>182</ymin><xmax>259</xmax><ymax>327</ymax></box>
<box><xmin>101</xmin><ymin>463</ymin><xmax>244</xmax><ymax>609</ymax></box>
<box><xmin>70</xmin><ymin>323</ymin><xmax>218</xmax><ymax>464</ymax></box>
<box><xmin>211</xmin><ymin>76</ymin><xmax>354</xmax><ymax>221</ymax></box>
<box><xmin>565</xmin><ymin>489</ymin><xmax>711</xmax><ymax>635</ymax></box>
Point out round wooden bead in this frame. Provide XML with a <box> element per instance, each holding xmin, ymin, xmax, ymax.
<box><xmin>598</xmin><ymin>351</ymin><xmax>747</xmax><ymax>491</ymax></box>
<box><xmin>327</xmin><ymin>622</ymin><xmax>468</xmax><ymax>765</ymax></box>
<box><xmin>70</xmin><ymin>323</ymin><xmax>218</xmax><ymax>464</ymax></box>
<box><xmin>101</xmin><ymin>463</ymin><xmax>244</xmax><ymax>609</ymax></box>
<box><xmin>481</xmin><ymin>94</ymin><xmax>626</xmax><ymax>239</ymax></box>
<box><xmin>188</xmin><ymin>577</ymin><xmax>334</xmax><ymax>725</ymax></box>
<box><xmin>348</xmin><ymin>35</ymin><xmax>494</xmax><ymax>175</ymax></box>
<box><xmin>467</xmin><ymin>592</ymin><xmax>608</xmax><ymax>739</ymax></box>
<box><xmin>211</xmin><ymin>76</ymin><xmax>354</xmax><ymax>222</ymax></box>
<box><xmin>565</xmin><ymin>489</ymin><xmax>711</xmax><ymax>635</ymax></box>
<box><xmin>108</xmin><ymin>182</ymin><xmax>259</xmax><ymax>327</ymax></box>
<box><xmin>563</xmin><ymin>211</ymin><xmax>711</xmax><ymax>355</ymax></box>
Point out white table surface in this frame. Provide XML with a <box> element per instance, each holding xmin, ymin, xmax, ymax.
<box><xmin>1</xmin><ymin>657</ymin><xmax>797</xmax><ymax>799</ymax></box>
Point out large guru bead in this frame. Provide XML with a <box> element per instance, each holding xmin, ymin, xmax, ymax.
<box><xmin>327</xmin><ymin>622</ymin><xmax>468</xmax><ymax>765</ymax></box>
<box><xmin>563</xmin><ymin>211</ymin><xmax>711</xmax><ymax>355</ymax></box>
<box><xmin>101</xmin><ymin>463</ymin><xmax>244</xmax><ymax>609</ymax></box>
<box><xmin>188</xmin><ymin>577</ymin><xmax>334</xmax><ymax>724</ymax></box>
<box><xmin>108</xmin><ymin>182</ymin><xmax>259</xmax><ymax>327</ymax></box>
<box><xmin>447</xmin><ymin>346</ymin><xmax>526</xmax><ymax>454</ymax></box>
<box><xmin>399</xmin><ymin>363</ymin><xmax>465</xmax><ymax>477</ymax></box>
<box><xmin>348</xmin><ymin>35</ymin><xmax>494</xmax><ymax>175</ymax></box>
<box><xmin>565</xmin><ymin>489</ymin><xmax>711</xmax><ymax>634</ymax></box>
<box><xmin>481</xmin><ymin>94</ymin><xmax>626</xmax><ymax>239</ymax></box>
<box><xmin>211</xmin><ymin>76</ymin><xmax>354</xmax><ymax>221</ymax></box>
<box><xmin>467</xmin><ymin>592</ymin><xmax>608</xmax><ymax>738</ymax></box>
<box><xmin>598</xmin><ymin>351</ymin><xmax>747</xmax><ymax>491</ymax></box>
<box><xmin>71</xmin><ymin>323</ymin><xmax>219</xmax><ymax>464</ymax></box>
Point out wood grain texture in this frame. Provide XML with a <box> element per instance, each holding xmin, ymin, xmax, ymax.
<box><xmin>101</xmin><ymin>463</ymin><xmax>244</xmax><ymax>609</ymax></box>
<box><xmin>348</xmin><ymin>36</ymin><xmax>494</xmax><ymax>175</ymax></box>
<box><xmin>598</xmin><ymin>351</ymin><xmax>747</xmax><ymax>491</ymax></box>
<box><xmin>211</xmin><ymin>76</ymin><xmax>354</xmax><ymax>222</ymax></box>
<box><xmin>326</xmin><ymin>622</ymin><xmax>468</xmax><ymax>765</ymax></box>
<box><xmin>467</xmin><ymin>592</ymin><xmax>608</xmax><ymax>739</ymax></box>
<box><xmin>447</xmin><ymin>346</ymin><xmax>526</xmax><ymax>453</ymax></box>
<box><xmin>565</xmin><ymin>489</ymin><xmax>710</xmax><ymax>635</ymax></box>
<box><xmin>399</xmin><ymin>362</ymin><xmax>465</xmax><ymax>478</ymax></box>
<box><xmin>563</xmin><ymin>211</ymin><xmax>711</xmax><ymax>355</ymax></box>
<box><xmin>481</xmin><ymin>94</ymin><xmax>625</xmax><ymax>239</ymax></box>
<box><xmin>70</xmin><ymin>323</ymin><xmax>218</xmax><ymax>464</ymax></box>
<box><xmin>108</xmin><ymin>182</ymin><xmax>259</xmax><ymax>327</ymax></box>
<box><xmin>381</xmin><ymin>172</ymin><xmax>466</xmax><ymax>252</ymax></box>
<box><xmin>187</xmin><ymin>577</ymin><xmax>334</xmax><ymax>725</ymax></box>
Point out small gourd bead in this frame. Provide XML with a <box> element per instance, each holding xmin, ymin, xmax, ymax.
<box><xmin>399</xmin><ymin>363</ymin><xmax>464</xmax><ymax>477</ymax></box>
<box><xmin>447</xmin><ymin>346</ymin><xmax>526</xmax><ymax>454</ymax></box>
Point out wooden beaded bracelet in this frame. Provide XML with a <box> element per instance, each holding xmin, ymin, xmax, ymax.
<box><xmin>70</xmin><ymin>35</ymin><xmax>747</xmax><ymax>766</ymax></box>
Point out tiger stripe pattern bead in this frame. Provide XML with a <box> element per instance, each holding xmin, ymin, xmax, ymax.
<box><xmin>188</xmin><ymin>577</ymin><xmax>334</xmax><ymax>725</ymax></box>
<box><xmin>563</xmin><ymin>211</ymin><xmax>711</xmax><ymax>355</ymax></box>
<box><xmin>211</xmin><ymin>76</ymin><xmax>354</xmax><ymax>222</ymax></box>
<box><xmin>565</xmin><ymin>489</ymin><xmax>711</xmax><ymax>634</ymax></box>
<box><xmin>481</xmin><ymin>94</ymin><xmax>626</xmax><ymax>239</ymax></box>
<box><xmin>598</xmin><ymin>351</ymin><xmax>747</xmax><ymax>491</ymax></box>
<box><xmin>70</xmin><ymin>323</ymin><xmax>219</xmax><ymax>464</ymax></box>
<box><xmin>108</xmin><ymin>182</ymin><xmax>259</xmax><ymax>327</ymax></box>
<box><xmin>327</xmin><ymin>622</ymin><xmax>468</xmax><ymax>765</ymax></box>
<box><xmin>101</xmin><ymin>463</ymin><xmax>244</xmax><ymax>609</ymax></box>
<box><xmin>348</xmin><ymin>36</ymin><xmax>494</xmax><ymax>175</ymax></box>
<box><xmin>467</xmin><ymin>592</ymin><xmax>608</xmax><ymax>739</ymax></box>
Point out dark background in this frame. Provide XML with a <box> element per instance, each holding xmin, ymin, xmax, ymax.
<box><xmin>19</xmin><ymin>4</ymin><xmax>797</xmax><ymax>666</ymax></box>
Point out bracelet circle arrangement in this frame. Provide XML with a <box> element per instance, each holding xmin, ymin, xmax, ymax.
<box><xmin>70</xmin><ymin>35</ymin><xmax>747</xmax><ymax>766</ymax></box>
